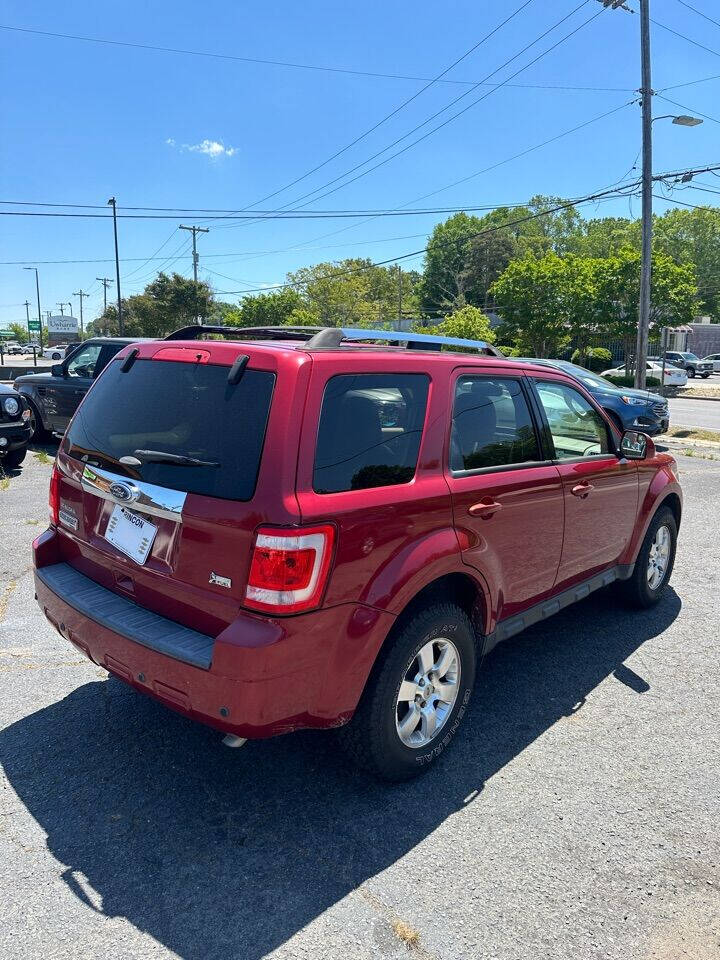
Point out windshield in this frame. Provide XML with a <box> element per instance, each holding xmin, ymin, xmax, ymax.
<box><xmin>64</xmin><ymin>358</ymin><xmax>275</xmax><ymax>501</ymax></box>
<box><xmin>555</xmin><ymin>363</ymin><xmax>619</xmax><ymax>391</ymax></box>
<box><xmin>679</xmin><ymin>352</ymin><xmax>699</xmax><ymax>360</ymax></box>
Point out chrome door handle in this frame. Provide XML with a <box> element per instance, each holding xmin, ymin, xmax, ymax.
<box><xmin>468</xmin><ymin>499</ymin><xmax>502</xmax><ymax>517</ymax></box>
<box><xmin>571</xmin><ymin>482</ymin><xmax>594</xmax><ymax>499</ymax></box>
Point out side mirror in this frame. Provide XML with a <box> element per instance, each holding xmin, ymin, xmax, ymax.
<box><xmin>620</xmin><ymin>429</ymin><xmax>654</xmax><ymax>460</ymax></box>
<box><xmin>51</xmin><ymin>363</ymin><xmax>66</xmax><ymax>378</ymax></box>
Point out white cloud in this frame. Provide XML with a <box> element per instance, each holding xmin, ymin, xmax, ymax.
<box><xmin>165</xmin><ymin>137</ymin><xmax>237</xmax><ymax>159</ymax></box>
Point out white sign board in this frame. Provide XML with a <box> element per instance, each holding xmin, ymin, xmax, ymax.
<box><xmin>47</xmin><ymin>315</ymin><xmax>78</xmax><ymax>335</ymax></box>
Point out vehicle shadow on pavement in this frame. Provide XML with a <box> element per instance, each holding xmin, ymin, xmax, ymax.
<box><xmin>1</xmin><ymin>587</ymin><xmax>681</xmax><ymax>960</ymax></box>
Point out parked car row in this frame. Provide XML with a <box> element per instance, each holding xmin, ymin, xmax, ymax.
<box><xmin>25</xmin><ymin>325</ymin><xmax>682</xmax><ymax>781</ymax></box>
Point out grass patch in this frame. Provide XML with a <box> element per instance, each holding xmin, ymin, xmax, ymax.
<box><xmin>33</xmin><ymin>450</ymin><xmax>52</xmax><ymax>464</ymax></box>
<box><xmin>666</xmin><ymin>426</ymin><xmax>720</xmax><ymax>444</ymax></box>
<box><xmin>0</xmin><ymin>476</ymin><xmax>8</xmax><ymax>491</ymax></box>
<box><xmin>391</xmin><ymin>918</ymin><xmax>421</xmax><ymax>949</ymax></box>
<box><xmin>682</xmin><ymin>448</ymin><xmax>720</xmax><ymax>461</ymax></box>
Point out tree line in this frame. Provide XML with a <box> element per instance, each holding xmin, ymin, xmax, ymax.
<box><xmin>83</xmin><ymin>199</ymin><xmax>717</xmax><ymax>359</ymax></box>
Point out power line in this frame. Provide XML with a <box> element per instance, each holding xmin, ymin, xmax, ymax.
<box><xmin>207</xmin><ymin>0</ymin><xmax>540</xmax><ymax>221</ymax></box>
<box><xmin>652</xmin><ymin>17</ymin><xmax>720</xmax><ymax>60</ymax></box>
<box><xmin>207</xmin><ymin>163</ymin><xmax>720</xmax><ymax>295</ymax></box>
<box><xmin>673</xmin><ymin>0</ymin><xmax>720</xmax><ymax>31</ymax></box>
<box><xmin>660</xmin><ymin>72</ymin><xmax>720</xmax><ymax>93</ymax></box>
<box><xmin>655</xmin><ymin>92</ymin><xmax>720</xmax><ymax>124</ymax></box>
<box><xmin>0</xmin><ymin>22</ymin><xmax>635</xmax><ymax>91</ymax></box>
<box><xmin>213</xmin><ymin>1</ymin><xmax>604</xmax><ymax>227</ymax></box>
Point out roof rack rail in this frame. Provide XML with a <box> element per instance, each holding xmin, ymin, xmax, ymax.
<box><xmin>304</xmin><ymin>327</ymin><xmax>505</xmax><ymax>357</ymax></box>
<box><xmin>164</xmin><ymin>324</ymin><xmax>504</xmax><ymax>357</ymax></box>
<box><xmin>164</xmin><ymin>324</ymin><xmax>324</xmax><ymax>342</ymax></box>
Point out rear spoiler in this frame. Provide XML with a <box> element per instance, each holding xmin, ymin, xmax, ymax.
<box><xmin>164</xmin><ymin>325</ymin><xmax>505</xmax><ymax>358</ymax></box>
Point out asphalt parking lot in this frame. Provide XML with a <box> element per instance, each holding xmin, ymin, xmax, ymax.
<box><xmin>1</xmin><ymin>447</ymin><xmax>719</xmax><ymax>960</ymax></box>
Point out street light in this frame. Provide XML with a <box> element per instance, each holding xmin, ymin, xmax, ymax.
<box><xmin>652</xmin><ymin>114</ymin><xmax>704</xmax><ymax>127</ymax></box>
<box><xmin>22</xmin><ymin>266</ymin><xmax>43</xmax><ymax>348</ymax></box>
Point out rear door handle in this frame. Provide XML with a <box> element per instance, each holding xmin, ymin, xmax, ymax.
<box><xmin>571</xmin><ymin>481</ymin><xmax>594</xmax><ymax>499</ymax></box>
<box><xmin>468</xmin><ymin>499</ymin><xmax>502</xmax><ymax>517</ymax></box>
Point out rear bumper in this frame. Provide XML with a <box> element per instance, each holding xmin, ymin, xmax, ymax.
<box><xmin>33</xmin><ymin>529</ymin><xmax>395</xmax><ymax>739</ymax></box>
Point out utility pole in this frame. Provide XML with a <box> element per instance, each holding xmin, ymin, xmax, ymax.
<box><xmin>179</xmin><ymin>224</ymin><xmax>209</xmax><ymax>324</ymax></box>
<box><xmin>73</xmin><ymin>290</ymin><xmax>89</xmax><ymax>336</ymax></box>
<box><xmin>636</xmin><ymin>0</ymin><xmax>653</xmax><ymax>390</ymax></box>
<box><xmin>108</xmin><ymin>197</ymin><xmax>123</xmax><ymax>335</ymax></box>
<box><xmin>56</xmin><ymin>302</ymin><xmax>65</xmax><ymax>316</ymax></box>
<box><xmin>96</xmin><ymin>277</ymin><xmax>113</xmax><ymax>313</ymax></box>
<box><xmin>397</xmin><ymin>265</ymin><xmax>402</xmax><ymax>325</ymax></box>
<box><xmin>24</xmin><ymin>300</ymin><xmax>31</xmax><ymax>329</ymax></box>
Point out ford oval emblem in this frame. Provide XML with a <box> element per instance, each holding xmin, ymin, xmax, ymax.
<box><xmin>109</xmin><ymin>481</ymin><xmax>136</xmax><ymax>504</ymax></box>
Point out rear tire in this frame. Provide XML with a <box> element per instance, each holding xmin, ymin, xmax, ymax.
<box><xmin>620</xmin><ymin>506</ymin><xmax>677</xmax><ymax>608</ymax></box>
<box><xmin>687</xmin><ymin>367</ymin><xmax>696</xmax><ymax>378</ymax></box>
<box><xmin>701</xmin><ymin>373</ymin><xmax>710</xmax><ymax>379</ymax></box>
<box><xmin>337</xmin><ymin>602</ymin><xmax>477</xmax><ymax>781</ymax></box>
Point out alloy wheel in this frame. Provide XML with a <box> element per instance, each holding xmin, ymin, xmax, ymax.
<box><xmin>395</xmin><ymin>638</ymin><xmax>461</xmax><ymax>748</ymax></box>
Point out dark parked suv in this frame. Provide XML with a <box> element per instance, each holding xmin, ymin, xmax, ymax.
<box><xmin>33</xmin><ymin>326</ymin><xmax>682</xmax><ymax>780</ymax></box>
<box><xmin>15</xmin><ymin>337</ymin><xmax>147</xmax><ymax>439</ymax></box>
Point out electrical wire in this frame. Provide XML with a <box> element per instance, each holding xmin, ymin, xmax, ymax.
<box><xmin>673</xmin><ymin>0</ymin><xmax>720</xmax><ymax>32</ymax></box>
<box><xmin>655</xmin><ymin>93</ymin><xmax>720</xmax><ymax>125</ymax></box>
<box><xmin>211</xmin><ymin>1</ymin><xmax>604</xmax><ymax>228</ymax></box>
<box><xmin>0</xmin><ymin>22</ymin><xmax>635</xmax><ymax>91</ymax></box>
<box><xmin>652</xmin><ymin>18</ymin><xmax>720</xmax><ymax>60</ymax></box>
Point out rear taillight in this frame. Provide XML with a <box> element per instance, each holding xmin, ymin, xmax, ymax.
<box><xmin>245</xmin><ymin>525</ymin><xmax>335</xmax><ymax>614</ymax></box>
<box><xmin>49</xmin><ymin>463</ymin><xmax>60</xmax><ymax>526</ymax></box>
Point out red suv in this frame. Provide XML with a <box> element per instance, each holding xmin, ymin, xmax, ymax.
<box><xmin>33</xmin><ymin>326</ymin><xmax>681</xmax><ymax>780</ymax></box>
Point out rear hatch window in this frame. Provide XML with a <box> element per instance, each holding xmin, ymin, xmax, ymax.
<box><xmin>64</xmin><ymin>358</ymin><xmax>275</xmax><ymax>501</ymax></box>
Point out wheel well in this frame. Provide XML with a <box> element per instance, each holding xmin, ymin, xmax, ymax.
<box><xmin>392</xmin><ymin>573</ymin><xmax>486</xmax><ymax>640</ymax></box>
<box><xmin>660</xmin><ymin>492</ymin><xmax>682</xmax><ymax>532</ymax></box>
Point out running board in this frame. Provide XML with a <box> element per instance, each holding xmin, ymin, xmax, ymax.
<box><xmin>483</xmin><ymin>564</ymin><xmax>634</xmax><ymax>655</ymax></box>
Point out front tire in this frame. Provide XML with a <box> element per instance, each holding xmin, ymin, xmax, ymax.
<box><xmin>26</xmin><ymin>399</ymin><xmax>47</xmax><ymax>441</ymax></box>
<box><xmin>338</xmin><ymin>603</ymin><xmax>477</xmax><ymax>781</ymax></box>
<box><xmin>2</xmin><ymin>446</ymin><xmax>27</xmax><ymax>469</ymax></box>
<box><xmin>687</xmin><ymin>367</ymin><xmax>696</xmax><ymax>378</ymax></box>
<box><xmin>620</xmin><ymin>506</ymin><xmax>677</xmax><ymax>608</ymax></box>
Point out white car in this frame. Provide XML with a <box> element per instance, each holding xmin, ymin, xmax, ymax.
<box><xmin>602</xmin><ymin>361</ymin><xmax>688</xmax><ymax>386</ymax></box>
<box><xmin>41</xmin><ymin>346</ymin><xmax>66</xmax><ymax>361</ymax></box>
<box><xmin>701</xmin><ymin>353</ymin><xmax>720</xmax><ymax>372</ymax></box>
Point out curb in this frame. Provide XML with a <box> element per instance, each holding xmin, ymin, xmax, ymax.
<box><xmin>659</xmin><ymin>436</ymin><xmax>720</xmax><ymax>454</ymax></box>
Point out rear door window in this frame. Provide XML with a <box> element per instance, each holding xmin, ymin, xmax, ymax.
<box><xmin>64</xmin><ymin>358</ymin><xmax>275</xmax><ymax>501</ymax></box>
<box><xmin>450</xmin><ymin>376</ymin><xmax>541</xmax><ymax>472</ymax></box>
<box><xmin>313</xmin><ymin>373</ymin><xmax>429</xmax><ymax>493</ymax></box>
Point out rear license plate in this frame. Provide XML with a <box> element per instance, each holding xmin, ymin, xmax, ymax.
<box><xmin>105</xmin><ymin>505</ymin><xmax>158</xmax><ymax>565</ymax></box>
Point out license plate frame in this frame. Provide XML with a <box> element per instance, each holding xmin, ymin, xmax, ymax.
<box><xmin>104</xmin><ymin>505</ymin><xmax>158</xmax><ymax>565</ymax></box>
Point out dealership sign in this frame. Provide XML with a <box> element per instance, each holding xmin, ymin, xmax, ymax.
<box><xmin>47</xmin><ymin>315</ymin><xmax>79</xmax><ymax>334</ymax></box>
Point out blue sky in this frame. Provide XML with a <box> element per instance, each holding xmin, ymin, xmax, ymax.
<box><xmin>1</xmin><ymin>0</ymin><xmax>719</xmax><ymax>328</ymax></box>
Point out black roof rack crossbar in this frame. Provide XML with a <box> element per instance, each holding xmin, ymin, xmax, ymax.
<box><xmin>164</xmin><ymin>325</ymin><xmax>325</xmax><ymax>342</ymax></box>
<box><xmin>164</xmin><ymin>324</ymin><xmax>504</xmax><ymax>357</ymax></box>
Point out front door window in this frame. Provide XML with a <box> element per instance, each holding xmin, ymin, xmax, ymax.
<box><xmin>535</xmin><ymin>381</ymin><xmax>610</xmax><ymax>460</ymax></box>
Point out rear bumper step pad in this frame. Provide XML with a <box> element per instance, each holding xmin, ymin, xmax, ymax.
<box><xmin>36</xmin><ymin>562</ymin><xmax>214</xmax><ymax>669</ymax></box>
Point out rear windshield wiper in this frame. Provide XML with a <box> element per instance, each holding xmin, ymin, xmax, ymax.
<box><xmin>122</xmin><ymin>449</ymin><xmax>221</xmax><ymax>468</ymax></box>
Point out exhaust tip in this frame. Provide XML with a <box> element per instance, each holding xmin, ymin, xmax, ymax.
<box><xmin>222</xmin><ymin>734</ymin><xmax>247</xmax><ymax>749</ymax></box>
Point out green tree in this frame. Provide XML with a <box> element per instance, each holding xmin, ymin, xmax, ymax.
<box><xmin>284</xmin><ymin>259</ymin><xmax>418</xmax><ymax>327</ymax></box>
<box><xmin>8</xmin><ymin>323</ymin><xmax>29</xmax><ymax>343</ymax></box>
<box><xmin>594</xmin><ymin>248</ymin><xmax>697</xmax><ymax>371</ymax></box>
<box><xmin>421</xmin><ymin>212</ymin><xmax>485</xmax><ymax>312</ymax></box>
<box><xmin>490</xmin><ymin>254</ymin><xmax>577</xmax><ymax>357</ymax></box>
<box><xmin>238</xmin><ymin>288</ymin><xmax>304</xmax><ymax>327</ymax></box>
<box><xmin>431</xmin><ymin>304</ymin><xmax>496</xmax><ymax>343</ymax></box>
<box><xmin>652</xmin><ymin>206</ymin><xmax>720</xmax><ymax>320</ymax></box>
